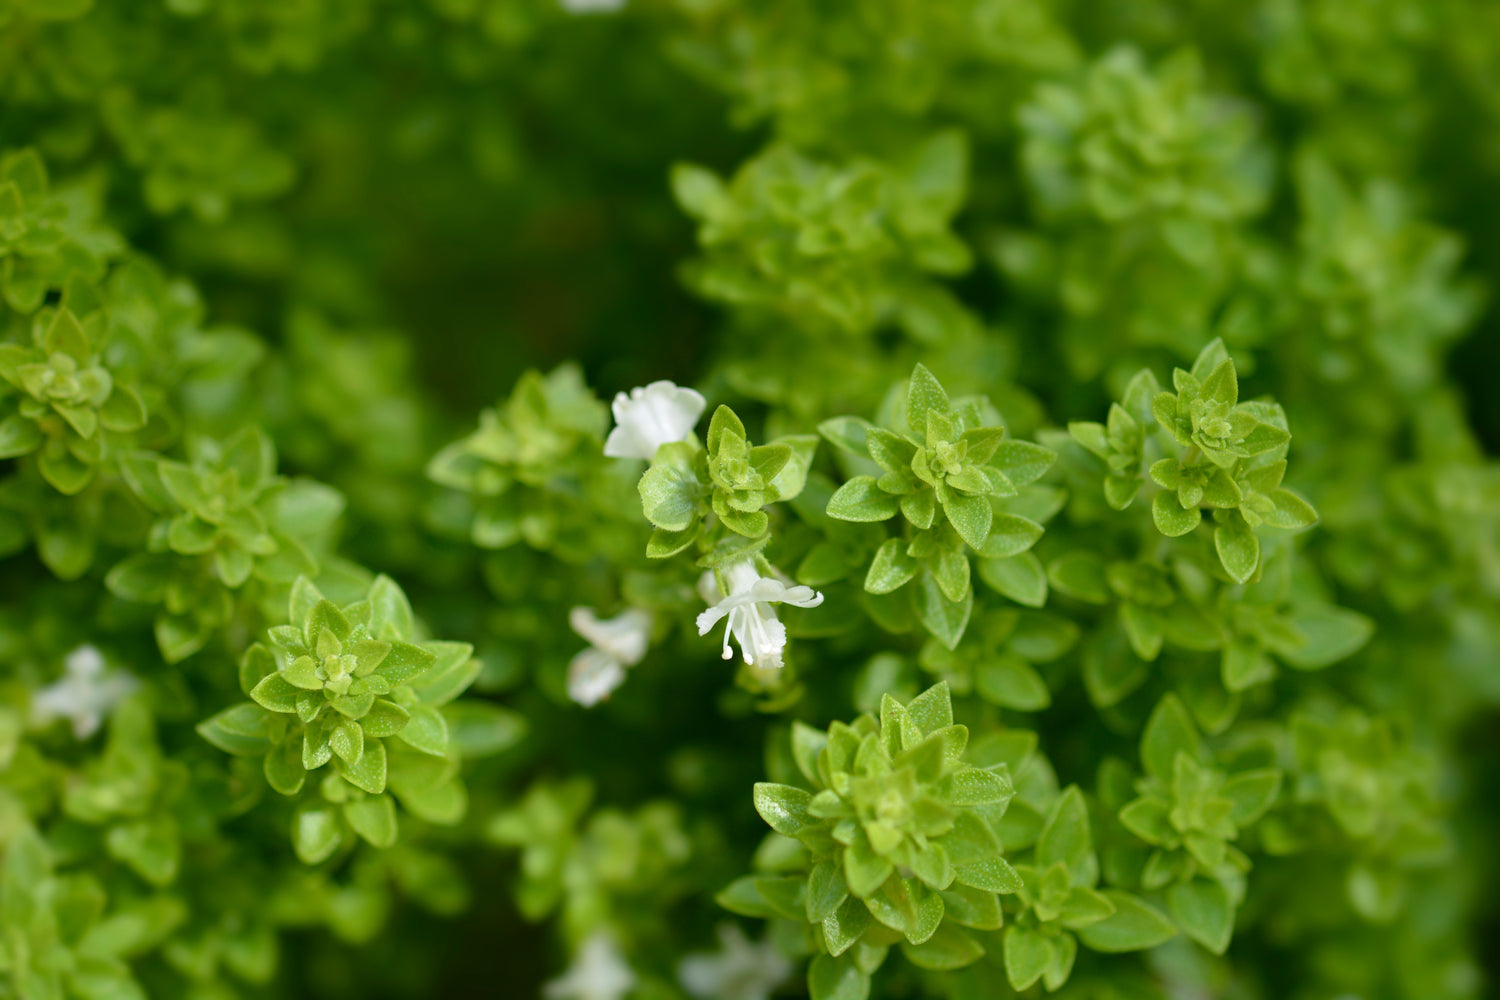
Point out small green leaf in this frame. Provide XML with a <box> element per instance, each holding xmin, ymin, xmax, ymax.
<box><xmin>344</xmin><ymin>795</ymin><xmax>398</xmax><ymax>848</ymax></box>
<box><xmin>397</xmin><ymin>703</ymin><xmax>448</xmax><ymax>755</ymax></box>
<box><xmin>0</xmin><ymin>415</ymin><xmax>42</xmax><ymax>458</ymax></box>
<box><xmin>1167</xmin><ymin>878</ymin><xmax>1235</xmax><ymax>954</ymax></box>
<box><xmin>1263</xmin><ymin>488</ymin><xmax>1317</xmax><ymax>529</ymax></box>
<box><xmin>1077</xmin><ymin>890</ymin><xmax>1178</xmax><ymax>952</ymax></box>
<box><xmin>865</xmin><ymin>538</ymin><xmax>918</xmax><ymax>594</ymax></box>
<box><xmin>638</xmin><ymin>442</ymin><xmax>702</xmax><ymax>531</ymax></box>
<box><xmin>809</xmin><ymin>952</ymin><xmax>871</xmax><ymax>1000</ymax></box>
<box><xmin>827</xmin><ymin>476</ymin><xmax>901</xmax><ymax>522</ymax></box>
<box><xmin>1278</xmin><ymin>607</ymin><xmax>1374</xmax><ymax>669</ymax></box>
<box><xmin>974</xmin><ymin>654</ymin><xmax>1050</xmax><ymax>711</ymax></box>
<box><xmin>978</xmin><ymin>552</ymin><xmax>1047</xmax><ymax>607</ymax></box>
<box><xmin>1037</xmin><ymin>786</ymin><xmax>1092</xmax><ymax>877</ymax></box>
<box><xmin>1141</xmin><ymin>695</ymin><xmax>1201</xmax><ymax>783</ymax></box>
<box><xmin>977</xmin><ymin>513</ymin><xmax>1044</xmax><ymax>559</ymax></box>
<box><xmin>336</xmin><ymin>738</ymin><xmax>388</xmax><ymax>794</ymax></box>
<box><xmin>753</xmin><ymin>783</ymin><xmax>814</xmax><ymax>837</ymax></box>
<box><xmin>293</xmin><ymin>806</ymin><xmax>344</xmax><ymax>865</ymax></box>
<box><xmin>906</xmin><ymin>364</ymin><xmax>952</xmax><ymax>435</ymax></box>
<box><xmin>197</xmin><ymin>703</ymin><xmax>273</xmax><ymax>756</ymax></box>
<box><xmin>1222</xmin><ymin>768</ymin><xmax>1282</xmax><ymax>827</ymax></box>
<box><xmin>1152</xmin><ymin>490</ymin><xmax>1202</xmax><ymax>537</ymax></box>
<box><xmin>990</xmin><ymin>440</ymin><xmax>1055</xmax><ymax>487</ymax></box>
<box><xmin>941</xmin><ymin>489</ymin><xmax>992</xmax><ymax>550</ymax></box>
<box><xmin>819</xmin><ymin>416</ymin><xmax>876</xmax><ymax>457</ymax></box>
<box><xmin>1214</xmin><ymin>524</ymin><xmax>1260</xmax><ymax>583</ymax></box>
<box><xmin>901</xmin><ymin>923</ymin><xmax>984</xmax><ymax>971</ymax></box>
<box><xmin>844</xmin><ymin>838</ymin><xmax>895</xmax><ymax>898</ymax></box>
<box><xmin>1003</xmin><ymin>924</ymin><xmax>1054</xmax><ymax>991</ymax></box>
<box><xmin>914</xmin><ymin>571</ymin><xmax>971</xmax><ymax>650</ymax></box>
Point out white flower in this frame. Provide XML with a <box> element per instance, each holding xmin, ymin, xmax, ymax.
<box><xmin>567</xmin><ymin>608</ymin><xmax>652</xmax><ymax>707</ymax></box>
<box><xmin>560</xmin><ymin>0</ymin><xmax>626</xmax><ymax>12</ymax></box>
<box><xmin>30</xmin><ymin>645</ymin><xmax>138</xmax><ymax>740</ymax></box>
<box><xmin>603</xmin><ymin>381</ymin><xmax>706</xmax><ymax>461</ymax></box>
<box><xmin>695</xmin><ymin>560</ymin><xmax>823</xmax><ymax>670</ymax></box>
<box><xmin>678</xmin><ymin>924</ymin><xmax>791</xmax><ymax>1000</ymax></box>
<box><xmin>545</xmin><ymin>933</ymin><xmax>636</xmax><ymax>1000</ymax></box>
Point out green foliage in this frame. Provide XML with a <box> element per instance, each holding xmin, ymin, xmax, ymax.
<box><xmin>0</xmin><ymin>1</ymin><xmax>1497</xmax><ymax>999</ymax></box>
<box><xmin>822</xmin><ymin>363</ymin><xmax>1055</xmax><ymax>648</ymax></box>
<box><xmin>736</xmin><ymin>683</ymin><xmax>1021</xmax><ymax>991</ymax></box>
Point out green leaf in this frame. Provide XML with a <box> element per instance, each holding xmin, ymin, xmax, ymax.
<box><xmin>809</xmin><ymin>952</ymin><xmax>871</xmax><ymax>1000</ymax></box>
<box><xmin>819</xmin><ymin>416</ymin><xmax>876</xmax><ymax>457</ymax></box>
<box><xmin>941</xmin><ymin>489</ymin><xmax>992</xmax><ymax>550</ymax></box>
<box><xmin>1078</xmin><ymin>890</ymin><xmax>1178</xmax><ymax>952</ymax></box>
<box><xmin>196</xmin><ymin>703</ymin><xmax>273</xmax><ymax>756</ymax></box>
<box><xmin>1004</xmin><ymin>924</ymin><xmax>1054</xmax><ymax>991</ymax></box>
<box><xmin>901</xmin><ymin>487</ymin><xmax>936</xmax><ymax>529</ymax></box>
<box><xmin>1119</xmin><ymin>797</ymin><xmax>1174</xmax><ymax>844</ymax></box>
<box><xmin>990</xmin><ymin>440</ymin><xmax>1055</xmax><ymax>487</ymax></box>
<box><xmin>914</xmin><ymin>571</ymin><xmax>971</xmax><ymax>650</ymax></box>
<box><xmin>0</xmin><ymin>415</ymin><xmax>42</xmax><ymax>458</ymax></box>
<box><xmin>397</xmin><ymin>704</ymin><xmax>448</xmax><ymax>755</ymax></box>
<box><xmin>263</xmin><ymin>740</ymin><xmax>304</xmax><ymax>796</ymax></box>
<box><xmin>1167</xmin><ymin>879</ymin><xmax>1235</xmax><ymax>955</ymax></box>
<box><xmin>1058</xmin><ymin>885</ymin><xmax>1115</xmax><ymax>928</ymax></box>
<box><xmin>1199</xmin><ymin>359</ymin><xmax>1238</xmax><ymax>407</ymax></box>
<box><xmin>45</xmin><ymin>307</ymin><xmax>91</xmax><ymax>361</ymax></box>
<box><xmin>1141</xmin><ymin>695</ymin><xmax>1201</xmax><ymax>782</ymax></box>
<box><xmin>1152</xmin><ymin>490</ymin><xmax>1202</xmax><ymax>537</ymax></box>
<box><xmin>1214</xmin><ymin>524</ymin><xmax>1260</xmax><ymax>583</ymax></box>
<box><xmin>827</xmin><ymin>476</ymin><xmax>900</xmax><ymax>522</ymax></box>
<box><xmin>442</xmin><ymin>702</ymin><xmax>526</xmax><ymax>758</ymax></box>
<box><xmin>670</xmin><ymin>162</ymin><xmax>727</xmax><ymax>218</ymax></box>
<box><xmin>376</xmin><ymin>641</ymin><xmax>438</xmax><ymax>685</ymax></box>
<box><xmin>368</xmin><ymin>574</ymin><xmax>414</xmax><ymax>641</ymax></box>
<box><xmin>865</xmin><ymin>538</ymin><xmax>918</xmax><ymax>594</ymax></box>
<box><xmin>906</xmin><ymin>364</ymin><xmax>952</xmax><ymax>435</ymax></box>
<box><xmin>938</xmin><ymin>767</ymin><xmax>1013</xmax><ymax>806</ymax></box>
<box><xmin>974</xmin><ymin>654</ymin><xmax>1050</xmax><ymax>711</ymax></box>
<box><xmin>293</xmin><ymin>806</ymin><xmax>344</xmax><ymax>865</ymax></box>
<box><xmin>753</xmin><ymin>783</ymin><xmax>814</xmax><ymax>837</ymax></box>
<box><xmin>250</xmin><ymin>673</ymin><xmax>300</xmax><ymax>713</ymax></box>
<box><xmin>344</xmin><ymin>795</ymin><xmax>398</xmax><ymax>848</ymax></box>
<box><xmin>99</xmin><ymin>385</ymin><xmax>147</xmax><ymax>433</ymax></box>
<box><xmin>330</xmin><ymin>719</ymin><xmax>364</xmax><ymax>765</ymax></box>
<box><xmin>901</xmin><ymin>924</ymin><xmax>984</xmax><ymax>971</ymax></box>
<box><xmin>106</xmin><ymin>819</ymin><xmax>179</xmax><ymax>887</ymax></box>
<box><xmin>39</xmin><ymin>444</ymin><xmax>93</xmax><ymax>494</ymax></box>
<box><xmin>931</xmin><ymin>546</ymin><xmax>970</xmax><ymax>602</ymax></box>
<box><xmin>844</xmin><ymin>838</ymin><xmax>895</xmax><ymax>898</ymax></box>
<box><xmin>807</xmin><ymin>860</ymin><xmax>850</xmax><ymax>924</ymax></box>
<box><xmin>1037</xmin><ymin>786</ymin><xmax>1093</xmax><ymax>877</ymax></box>
<box><xmin>1263</xmin><ymin>488</ymin><xmax>1317</xmax><ymax>529</ymax></box>
<box><xmin>638</xmin><ymin>442</ymin><xmax>702</xmax><ymax>531</ymax></box>
<box><xmin>1278</xmin><ymin>607</ymin><xmax>1374</xmax><ymax>669</ymax></box>
<box><xmin>1222</xmin><ymin>768</ymin><xmax>1282</xmax><ymax>827</ymax></box>
<box><xmin>978</xmin><ymin>552</ymin><xmax>1047</xmax><ymax>607</ymax></box>
<box><xmin>977</xmin><ymin>513</ymin><xmax>1044</xmax><ymax>559</ymax></box>
<box><xmin>1047</xmin><ymin>552</ymin><xmax>1110</xmax><ymax>604</ymax></box>
<box><xmin>335</xmin><ymin>738</ymin><xmax>387</xmax><ymax>795</ymax></box>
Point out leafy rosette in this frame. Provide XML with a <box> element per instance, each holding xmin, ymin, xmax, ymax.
<box><xmin>724</xmin><ymin>683</ymin><xmax>1022</xmax><ymax>996</ymax></box>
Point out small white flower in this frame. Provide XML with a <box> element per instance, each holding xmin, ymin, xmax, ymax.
<box><xmin>678</xmin><ymin>924</ymin><xmax>791</xmax><ymax>1000</ymax></box>
<box><xmin>567</xmin><ymin>608</ymin><xmax>652</xmax><ymax>707</ymax></box>
<box><xmin>603</xmin><ymin>381</ymin><xmax>706</xmax><ymax>461</ymax></box>
<box><xmin>545</xmin><ymin>932</ymin><xmax>636</xmax><ymax>1000</ymax></box>
<box><xmin>560</xmin><ymin>0</ymin><xmax>626</xmax><ymax>13</ymax></box>
<box><xmin>695</xmin><ymin>560</ymin><xmax>823</xmax><ymax>670</ymax></box>
<box><xmin>31</xmin><ymin>645</ymin><xmax>138</xmax><ymax>740</ymax></box>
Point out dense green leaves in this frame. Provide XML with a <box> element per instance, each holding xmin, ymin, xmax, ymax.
<box><xmin>0</xmin><ymin>3</ymin><xmax>1495</xmax><ymax>999</ymax></box>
